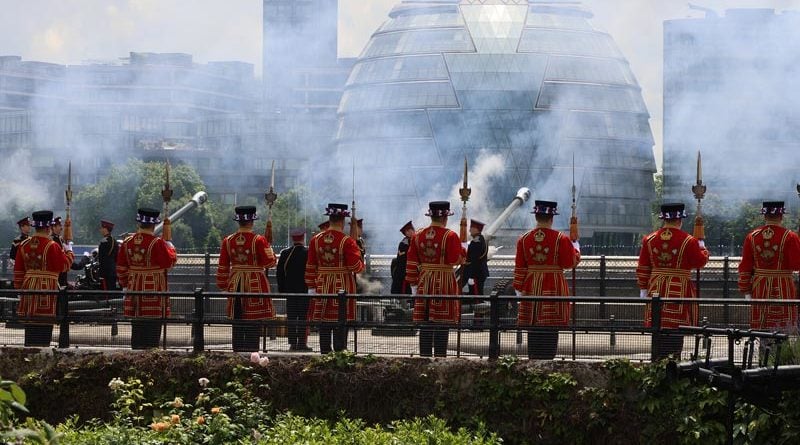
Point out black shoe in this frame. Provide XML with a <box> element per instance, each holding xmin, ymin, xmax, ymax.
<box><xmin>288</xmin><ymin>345</ymin><xmax>297</xmax><ymax>351</ymax></box>
<box><xmin>297</xmin><ymin>345</ymin><xmax>312</xmax><ymax>352</ymax></box>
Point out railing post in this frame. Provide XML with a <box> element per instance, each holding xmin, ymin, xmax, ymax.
<box><xmin>722</xmin><ymin>256</ymin><xmax>730</xmax><ymax>299</ymax></box>
<box><xmin>57</xmin><ymin>287</ymin><xmax>70</xmax><ymax>349</ymax></box>
<box><xmin>489</xmin><ymin>291</ymin><xmax>500</xmax><ymax>361</ymax></box>
<box><xmin>599</xmin><ymin>255</ymin><xmax>607</xmax><ymax>297</ymax></box>
<box><xmin>204</xmin><ymin>252</ymin><xmax>211</xmax><ymax>291</ymax></box>
<box><xmin>650</xmin><ymin>294</ymin><xmax>662</xmax><ymax>362</ymax></box>
<box><xmin>609</xmin><ymin>314</ymin><xmax>616</xmax><ymax>349</ymax></box>
<box><xmin>722</xmin><ymin>256</ymin><xmax>730</xmax><ymax>324</ymax></box>
<box><xmin>337</xmin><ymin>290</ymin><xmax>347</xmax><ymax>351</ymax></box>
<box><xmin>701</xmin><ymin>316</ymin><xmax>710</xmax><ymax>350</ymax></box>
<box><xmin>599</xmin><ymin>255</ymin><xmax>607</xmax><ymax>320</ymax></box>
<box><xmin>193</xmin><ymin>287</ymin><xmax>205</xmax><ymax>353</ymax></box>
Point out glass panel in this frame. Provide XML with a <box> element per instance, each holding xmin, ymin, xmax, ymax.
<box><xmin>546</xmin><ymin>56</ymin><xmax>637</xmax><ymax>86</ymax></box>
<box><xmin>537</xmin><ymin>82</ymin><xmax>647</xmax><ymax>113</ymax></box>
<box><xmin>564</xmin><ymin>111</ymin><xmax>654</xmax><ymax>144</ymax></box>
<box><xmin>340</xmin><ymin>82</ymin><xmax>458</xmax><ymax>112</ymax></box>
<box><xmin>363</xmin><ymin>29</ymin><xmax>475</xmax><ymax>58</ymax></box>
<box><xmin>526</xmin><ymin>11</ymin><xmax>592</xmax><ymax>31</ymax></box>
<box><xmin>461</xmin><ymin>4</ymin><xmax>528</xmax><ymax>54</ymax></box>
<box><xmin>380</xmin><ymin>11</ymin><xmax>464</xmax><ymax>32</ymax></box>
<box><xmin>519</xmin><ymin>29</ymin><xmax>623</xmax><ymax>59</ymax></box>
<box><xmin>445</xmin><ymin>53</ymin><xmax>547</xmax><ymax>110</ymax></box>
<box><xmin>336</xmin><ymin>110</ymin><xmax>432</xmax><ymax>140</ymax></box>
<box><xmin>348</xmin><ymin>55</ymin><xmax>449</xmax><ymax>86</ymax></box>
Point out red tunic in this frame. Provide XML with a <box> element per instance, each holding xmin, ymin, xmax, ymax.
<box><xmin>637</xmin><ymin>227</ymin><xmax>708</xmax><ymax>328</ymax></box>
<box><xmin>216</xmin><ymin>230</ymin><xmax>277</xmax><ymax>320</ymax></box>
<box><xmin>738</xmin><ymin>224</ymin><xmax>800</xmax><ymax>329</ymax></box>
<box><xmin>14</xmin><ymin>234</ymin><xmax>74</xmax><ymax>319</ymax></box>
<box><xmin>514</xmin><ymin>228</ymin><xmax>580</xmax><ymax>326</ymax></box>
<box><xmin>304</xmin><ymin>228</ymin><xmax>365</xmax><ymax>321</ymax></box>
<box><xmin>117</xmin><ymin>232</ymin><xmax>177</xmax><ymax>318</ymax></box>
<box><xmin>405</xmin><ymin>225</ymin><xmax>464</xmax><ymax>323</ymax></box>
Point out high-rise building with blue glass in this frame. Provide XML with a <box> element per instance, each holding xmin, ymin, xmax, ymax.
<box><xmin>336</xmin><ymin>0</ymin><xmax>656</xmax><ymax>244</ymax></box>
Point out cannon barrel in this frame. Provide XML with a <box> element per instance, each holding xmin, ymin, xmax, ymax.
<box><xmin>484</xmin><ymin>187</ymin><xmax>531</xmax><ymax>242</ymax></box>
<box><xmin>154</xmin><ymin>191</ymin><xmax>208</xmax><ymax>235</ymax></box>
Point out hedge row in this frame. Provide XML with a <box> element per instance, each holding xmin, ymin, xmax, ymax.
<box><xmin>2</xmin><ymin>349</ymin><xmax>799</xmax><ymax>444</ymax></box>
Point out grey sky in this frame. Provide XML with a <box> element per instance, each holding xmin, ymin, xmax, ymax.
<box><xmin>2</xmin><ymin>0</ymin><xmax>799</xmax><ymax>170</ymax></box>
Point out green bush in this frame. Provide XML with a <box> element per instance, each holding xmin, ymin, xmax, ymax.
<box><xmin>3</xmin><ymin>349</ymin><xmax>800</xmax><ymax>444</ymax></box>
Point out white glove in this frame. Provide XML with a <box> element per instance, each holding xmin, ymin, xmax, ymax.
<box><xmin>639</xmin><ymin>289</ymin><xmax>648</xmax><ymax>299</ymax></box>
<box><xmin>166</xmin><ymin>241</ymin><xmax>175</xmax><ymax>249</ymax></box>
<box><xmin>514</xmin><ymin>290</ymin><xmax>522</xmax><ymax>297</ymax></box>
<box><xmin>572</xmin><ymin>240</ymin><xmax>580</xmax><ymax>251</ymax></box>
<box><xmin>64</xmin><ymin>241</ymin><xmax>73</xmax><ymax>252</ymax></box>
<box><xmin>698</xmin><ymin>240</ymin><xmax>706</xmax><ymax>249</ymax></box>
<box><xmin>83</xmin><ymin>251</ymin><xmax>91</xmax><ymax>258</ymax></box>
<box><xmin>410</xmin><ymin>286</ymin><xmax>418</xmax><ymax>296</ymax></box>
<box><xmin>467</xmin><ymin>278</ymin><xmax>475</xmax><ymax>286</ymax></box>
<box><xmin>308</xmin><ymin>289</ymin><xmax>316</xmax><ymax>295</ymax></box>
<box><xmin>744</xmin><ymin>294</ymin><xmax>752</xmax><ymax>300</ymax></box>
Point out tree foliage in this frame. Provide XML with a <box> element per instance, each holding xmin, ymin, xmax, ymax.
<box><xmin>69</xmin><ymin>159</ymin><xmax>311</xmax><ymax>253</ymax></box>
<box><xmin>72</xmin><ymin>159</ymin><xmax>215</xmax><ymax>250</ymax></box>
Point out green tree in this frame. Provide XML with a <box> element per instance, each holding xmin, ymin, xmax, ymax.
<box><xmin>650</xmin><ymin>173</ymin><xmax>663</xmax><ymax>230</ymax></box>
<box><xmin>72</xmin><ymin>159</ymin><xmax>215</xmax><ymax>250</ymax></box>
<box><xmin>207</xmin><ymin>187</ymin><xmax>312</xmax><ymax>252</ymax></box>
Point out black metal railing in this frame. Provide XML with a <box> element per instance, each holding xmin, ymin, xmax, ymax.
<box><xmin>0</xmin><ymin>254</ymin><xmax>755</xmax><ymax>298</ymax></box>
<box><xmin>1</xmin><ymin>288</ymin><xmax>799</xmax><ymax>363</ymax></box>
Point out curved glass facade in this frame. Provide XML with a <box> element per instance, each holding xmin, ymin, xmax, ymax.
<box><xmin>337</xmin><ymin>0</ymin><xmax>656</xmax><ymax>240</ymax></box>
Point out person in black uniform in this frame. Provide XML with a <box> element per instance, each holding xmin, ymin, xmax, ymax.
<box><xmin>277</xmin><ymin>228</ymin><xmax>311</xmax><ymax>352</ymax></box>
<box><xmin>9</xmin><ymin>216</ymin><xmax>31</xmax><ymax>265</ymax></box>
<box><xmin>463</xmin><ymin>219</ymin><xmax>489</xmax><ymax>295</ymax></box>
<box><xmin>50</xmin><ymin>216</ymin><xmax>69</xmax><ymax>287</ymax></box>
<box><xmin>98</xmin><ymin>220</ymin><xmax>118</xmax><ymax>291</ymax></box>
<box><xmin>390</xmin><ymin>221</ymin><xmax>415</xmax><ymax>294</ymax></box>
<box><xmin>351</xmin><ymin>219</ymin><xmax>366</xmax><ymax>261</ymax></box>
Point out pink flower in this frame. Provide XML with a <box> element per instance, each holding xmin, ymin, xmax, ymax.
<box><xmin>258</xmin><ymin>357</ymin><xmax>270</xmax><ymax>367</ymax></box>
<box><xmin>250</xmin><ymin>352</ymin><xmax>260</xmax><ymax>364</ymax></box>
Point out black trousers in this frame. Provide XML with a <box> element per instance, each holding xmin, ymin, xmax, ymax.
<box><xmin>131</xmin><ymin>320</ymin><xmax>162</xmax><ymax>350</ymax></box>
<box><xmin>419</xmin><ymin>326</ymin><xmax>449</xmax><ymax>357</ymax></box>
<box><xmin>232</xmin><ymin>323</ymin><xmax>261</xmax><ymax>352</ymax></box>
<box><xmin>654</xmin><ymin>332</ymin><xmax>685</xmax><ymax>361</ymax></box>
<box><xmin>467</xmin><ymin>278</ymin><xmax>486</xmax><ymax>296</ymax></box>
<box><xmin>319</xmin><ymin>326</ymin><xmax>348</xmax><ymax>354</ymax></box>
<box><xmin>286</xmin><ymin>300</ymin><xmax>310</xmax><ymax>348</ymax></box>
<box><xmin>24</xmin><ymin>324</ymin><xmax>53</xmax><ymax>347</ymax></box>
<box><xmin>527</xmin><ymin>331</ymin><xmax>559</xmax><ymax>360</ymax></box>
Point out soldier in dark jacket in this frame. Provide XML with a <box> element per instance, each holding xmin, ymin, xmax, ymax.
<box><xmin>98</xmin><ymin>220</ymin><xmax>118</xmax><ymax>290</ymax></box>
<box><xmin>390</xmin><ymin>221</ymin><xmax>415</xmax><ymax>294</ymax></box>
<box><xmin>277</xmin><ymin>228</ymin><xmax>311</xmax><ymax>351</ymax></box>
<box><xmin>463</xmin><ymin>219</ymin><xmax>490</xmax><ymax>295</ymax></box>
<box><xmin>9</xmin><ymin>216</ymin><xmax>31</xmax><ymax>266</ymax></box>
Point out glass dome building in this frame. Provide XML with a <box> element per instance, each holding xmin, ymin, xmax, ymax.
<box><xmin>335</xmin><ymin>0</ymin><xmax>656</xmax><ymax>246</ymax></box>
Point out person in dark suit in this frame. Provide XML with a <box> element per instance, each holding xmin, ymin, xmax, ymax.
<box><xmin>9</xmin><ymin>216</ymin><xmax>31</xmax><ymax>266</ymax></box>
<box><xmin>463</xmin><ymin>219</ymin><xmax>490</xmax><ymax>295</ymax></box>
<box><xmin>277</xmin><ymin>228</ymin><xmax>311</xmax><ymax>352</ymax></box>
<box><xmin>391</xmin><ymin>221</ymin><xmax>415</xmax><ymax>294</ymax></box>
<box><xmin>98</xmin><ymin>220</ymin><xmax>118</xmax><ymax>291</ymax></box>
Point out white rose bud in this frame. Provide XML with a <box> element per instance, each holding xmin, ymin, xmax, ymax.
<box><xmin>198</xmin><ymin>377</ymin><xmax>210</xmax><ymax>388</ymax></box>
